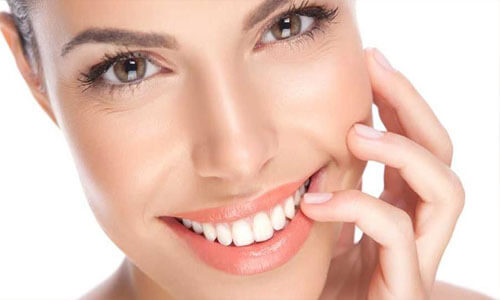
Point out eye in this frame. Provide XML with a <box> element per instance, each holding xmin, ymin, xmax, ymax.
<box><xmin>103</xmin><ymin>56</ymin><xmax>161</xmax><ymax>85</ymax></box>
<box><xmin>255</xmin><ymin>3</ymin><xmax>340</xmax><ymax>49</ymax></box>
<box><xmin>261</xmin><ymin>14</ymin><xmax>315</xmax><ymax>44</ymax></box>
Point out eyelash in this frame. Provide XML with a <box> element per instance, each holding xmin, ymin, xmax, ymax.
<box><xmin>77</xmin><ymin>0</ymin><xmax>340</xmax><ymax>94</ymax></box>
<box><xmin>256</xmin><ymin>0</ymin><xmax>340</xmax><ymax>51</ymax></box>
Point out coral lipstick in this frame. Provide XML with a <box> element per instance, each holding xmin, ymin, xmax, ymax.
<box><xmin>171</xmin><ymin>176</ymin><xmax>309</xmax><ymax>224</ymax></box>
<box><xmin>159</xmin><ymin>164</ymin><xmax>327</xmax><ymax>275</ymax></box>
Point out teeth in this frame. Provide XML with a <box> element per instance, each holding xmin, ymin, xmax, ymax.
<box><xmin>215</xmin><ymin>223</ymin><xmax>233</xmax><ymax>246</ymax></box>
<box><xmin>252</xmin><ymin>212</ymin><xmax>274</xmax><ymax>242</ymax></box>
<box><xmin>299</xmin><ymin>184</ymin><xmax>305</xmax><ymax>196</ymax></box>
<box><xmin>295</xmin><ymin>179</ymin><xmax>308</xmax><ymax>205</ymax></box>
<box><xmin>232</xmin><ymin>219</ymin><xmax>255</xmax><ymax>246</ymax></box>
<box><xmin>270</xmin><ymin>204</ymin><xmax>286</xmax><ymax>230</ymax></box>
<box><xmin>202</xmin><ymin>223</ymin><xmax>217</xmax><ymax>242</ymax></box>
<box><xmin>284</xmin><ymin>196</ymin><xmax>295</xmax><ymax>219</ymax></box>
<box><xmin>294</xmin><ymin>189</ymin><xmax>301</xmax><ymax>206</ymax></box>
<box><xmin>177</xmin><ymin>178</ymin><xmax>310</xmax><ymax>246</ymax></box>
<box><xmin>182</xmin><ymin>218</ymin><xmax>192</xmax><ymax>228</ymax></box>
<box><xmin>192</xmin><ymin>221</ymin><xmax>203</xmax><ymax>234</ymax></box>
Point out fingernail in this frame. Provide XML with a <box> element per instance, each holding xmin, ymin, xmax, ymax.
<box><xmin>303</xmin><ymin>193</ymin><xmax>332</xmax><ymax>204</ymax></box>
<box><xmin>372</xmin><ymin>47</ymin><xmax>396</xmax><ymax>72</ymax></box>
<box><xmin>354</xmin><ymin>123</ymin><xmax>384</xmax><ymax>139</ymax></box>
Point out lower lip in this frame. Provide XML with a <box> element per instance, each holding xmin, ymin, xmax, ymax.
<box><xmin>161</xmin><ymin>208</ymin><xmax>313</xmax><ymax>275</ymax></box>
<box><xmin>159</xmin><ymin>166</ymin><xmax>326</xmax><ymax>276</ymax></box>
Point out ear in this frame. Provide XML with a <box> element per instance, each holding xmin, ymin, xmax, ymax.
<box><xmin>0</xmin><ymin>12</ymin><xmax>59</xmax><ymax>128</ymax></box>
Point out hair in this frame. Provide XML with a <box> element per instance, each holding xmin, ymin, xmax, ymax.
<box><xmin>6</xmin><ymin>0</ymin><xmax>40</xmax><ymax>73</ymax></box>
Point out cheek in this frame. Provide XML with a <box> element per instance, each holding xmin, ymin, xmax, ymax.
<box><xmin>52</xmin><ymin>96</ymin><xmax>174</xmax><ymax>243</ymax></box>
<box><xmin>253</xmin><ymin>47</ymin><xmax>373</xmax><ymax>160</ymax></box>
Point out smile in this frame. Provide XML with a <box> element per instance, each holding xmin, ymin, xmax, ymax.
<box><xmin>159</xmin><ymin>163</ymin><xmax>328</xmax><ymax>275</ymax></box>
<box><xmin>175</xmin><ymin>177</ymin><xmax>310</xmax><ymax>247</ymax></box>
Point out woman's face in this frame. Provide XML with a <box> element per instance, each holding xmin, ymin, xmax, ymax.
<box><xmin>29</xmin><ymin>0</ymin><xmax>372</xmax><ymax>298</ymax></box>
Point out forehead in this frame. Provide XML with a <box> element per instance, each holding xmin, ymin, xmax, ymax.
<box><xmin>35</xmin><ymin>0</ymin><xmax>347</xmax><ymax>36</ymax></box>
<box><xmin>32</xmin><ymin>0</ymin><xmax>351</xmax><ymax>65</ymax></box>
<box><xmin>34</xmin><ymin>0</ymin><xmax>290</xmax><ymax>57</ymax></box>
<box><xmin>37</xmin><ymin>0</ymin><xmax>281</xmax><ymax>34</ymax></box>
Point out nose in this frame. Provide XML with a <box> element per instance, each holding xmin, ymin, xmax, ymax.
<box><xmin>190</xmin><ymin>60</ymin><xmax>278</xmax><ymax>181</ymax></box>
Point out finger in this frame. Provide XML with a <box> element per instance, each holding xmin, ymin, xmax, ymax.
<box><xmin>347</xmin><ymin>123</ymin><xmax>465</xmax><ymax>289</ymax></box>
<box><xmin>332</xmin><ymin>179</ymin><xmax>364</xmax><ymax>257</ymax></box>
<box><xmin>373</xmin><ymin>92</ymin><xmax>405</xmax><ymax>135</ymax></box>
<box><xmin>300</xmin><ymin>190</ymin><xmax>424</xmax><ymax>296</ymax></box>
<box><xmin>364</xmin><ymin>47</ymin><xmax>453</xmax><ymax>167</ymax></box>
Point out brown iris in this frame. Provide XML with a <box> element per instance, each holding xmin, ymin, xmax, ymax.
<box><xmin>269</xmin><ymin>14</ymin><xmax>301</xmax><ymax>40</ymax></box>
<box><xmin>112</xmin><ymin>57</ymin><xmax>146</xmax><ymax>83</ymax></box>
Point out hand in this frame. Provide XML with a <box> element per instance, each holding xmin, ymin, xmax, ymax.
<box><xmin>300</xmin><ymin>47</ymin><xmax>465</xmax><ymax>300</ymax></box>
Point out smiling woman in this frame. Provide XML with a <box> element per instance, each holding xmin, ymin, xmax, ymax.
<box><xmin>0</xmin><ymin>0</ymin><xmax>496</xmax><ymax>299</ymax></box>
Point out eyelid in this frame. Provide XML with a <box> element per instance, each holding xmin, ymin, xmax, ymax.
<box><xmin>258</xmin><ymin>0</ymin><xmax>314</xmax><ymax>36</ymax></box>
<box><xmin>255</xmin><ymin>2</ymin><xmax>337</xmax><ymax>49</ymax></box>
<box><xmin>260</xmin><ymin>14</ymin><xmax>314</xmax><ymax>43</ymax></box>
<box><xmin>102</xmin><ymin>55</ymin><xmax>162</xmax><ymax>85</ymax></box>
<box><xmin>78</xmin><ymin>49</ymin><xmax>169</xmax><ymax>93</ymax></box>
<box><xmin>259</xmin><ymin>8</ymin><xmax>294</xmax><ymax>40</ymax></box>
<box><xmin>78</xmin><ymin>2</ymin><xmax>338</xmax><ymax>95</ymax></box>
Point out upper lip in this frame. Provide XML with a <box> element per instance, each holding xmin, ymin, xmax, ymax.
<box><xmin>167</xmin><ymin>170</ymin><xmax>318</xmax><ymax>224</ymax></box>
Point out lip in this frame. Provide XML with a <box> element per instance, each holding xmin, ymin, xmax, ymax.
<box><xmin>168</xmin><ymin>171</ymin><xmax>318</xmax><ymax>224</ymax></box>
<box><xmin>160</xmin><ymin>208</ymin><xmax>314</xmax><ymax>275</ymax></box>
<box><xmin>158</xmin><ymin>163</ymin><xmax>328</xmax><ymax>275</ymax></box>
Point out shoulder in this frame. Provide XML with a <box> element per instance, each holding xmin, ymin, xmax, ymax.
<box><xmin>430</xmin><ymin>281</ymin><xmax>495</xmax><ymax>300</ymax></box>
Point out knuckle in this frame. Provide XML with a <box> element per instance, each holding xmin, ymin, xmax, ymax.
<box><xmin>392</xmin><ymin>209</ymin><xmax>414</xmax><ymax>243</ymax></box>
<box><xmin>382</xmin><ymin>131</ymin><xmax>403</xmax><ymax>150</ymax></box>
<box><xmin>439</xmin><ymin>132</ymin><xmax>454</xmax><ymax>165</ymax></box>
<box><xmin>397</xmin><ymin>73</ymin><xmax>421</xmax><ymax>99</ymax></box>
<box><xmin>447</xmin><ymin>169</ymin><xmax>466</xmax><ymax>213</ymax></box>
<box><xmin>396</xmin><ymin>71</ymin><xmax>413</xmax><ymax>89</ymax></box>
<box><xmin>347</xmin><ymin>190</ymin><xmax>363</xmax><ymax>214</ymax></box>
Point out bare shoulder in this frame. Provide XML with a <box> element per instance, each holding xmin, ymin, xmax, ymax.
<box><xmin>431</xmin><ymin>281</ymin><xmax>495</xmax><ymax>300</ymax></box>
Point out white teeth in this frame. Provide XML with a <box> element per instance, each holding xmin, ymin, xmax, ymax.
<box><xmin>202</xmin><ymin>223</ymin><xmax>217</xmax><ymax>242</ymax></box>
<box><xmin>232</xmin><ymin>219</ymin><xmax>255</xmax><ymax>246</ymax></box>
<box><xmin>252</xmin><ymin>212</ymin><xmax>274</xmax><ymax>242</ymax></box>
<box><xmin>270</xmin><ymin>204</ymin><xmax>286</xmax><ymax>230</ymax></box>
<box><xmin>295</xmin><ymin>179</ymin><xmax>308</xmax><ymax>206</ymax></box>
<box><xmin>215</xmin><ymin>223</ymin><xmax>233</xmax><ymax>246</ymax></box>
<box><xmin>284</xmin><ymin>196</ymin><xmax>295</xmax><ymax>219</ymax></box>
<box><xmin>177</xmin><ymin>179</ymin><xmax>310</xmax><ymax>246</ymax></box>
<box><xmin>182</xmin><ymin>218</ymin><xmax>192</xmax><ymax>228</ymax></box>
<box><xmin>294</xmin><ymin>189</ymin><xmax>301</xmax><ymax>206</ymax></box>
<box><xmin>192</xmin><ymin>221</ymin><xmax>203</xmax><ymax>234</ymax></box>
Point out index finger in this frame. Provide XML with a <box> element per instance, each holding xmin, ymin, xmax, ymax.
<box><xmin>364</xmin><ymin>47</ymin><xmax>453</xmax><ymax>167</ymax></box>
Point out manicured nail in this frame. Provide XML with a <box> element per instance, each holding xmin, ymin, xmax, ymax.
<box><xmin>303</xmin><ymin>193</ymin><xmax>332</xmax><ymax>204</ymax></box>
<box><xmin>372</xmin><ymin>47</ymin><xmax>396</xmax><ymax>72</ymax></box>
<box><xmin>354</xmin><ymin>123</ymin><xmax>384</xmax><ymax>139</ymax></box>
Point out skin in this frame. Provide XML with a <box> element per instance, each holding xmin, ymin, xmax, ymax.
<box><xmin>0</xmin><ymin>0</ymin><xmax>494</xmax><ymax>299</ymax></box>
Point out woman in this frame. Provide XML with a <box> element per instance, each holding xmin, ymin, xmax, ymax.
<box><xmin>0</xmin><ymin>0</ymin><xmax>493</xmax><ymax>299</ymax></box>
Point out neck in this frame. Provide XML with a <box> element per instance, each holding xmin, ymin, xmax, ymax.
<box><xmin>98</xmin><ymin>258</ymin><xmax>173</xmax><ymax>300</ymax></box>
<box><xmin>123</xmin><ymin>258</ymin><xmax>175</xmax><ymax>300</ymax></box>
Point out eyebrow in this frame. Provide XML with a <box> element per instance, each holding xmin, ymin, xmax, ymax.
<box><xmin>243</xmin><ymin>0</ymin><xmax>291</xmax><ymax>31</ymax></box>
<box><xmin>60</xmin><ymin>0</ymin><xmax>292</xmax><ymax>57</ymax></box>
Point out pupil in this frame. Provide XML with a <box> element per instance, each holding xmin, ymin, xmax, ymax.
<box><xmin>280</xmin><ymin>17</ymin><xmax>291</xmax><ymax>30</ymax></box>
<box><xmin>125</xmin><ymin>59</ymin><xmax>138</xmax><ymax>72</ymax></box>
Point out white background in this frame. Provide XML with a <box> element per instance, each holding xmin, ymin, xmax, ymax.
<box><xmin>0</xmin><ymin>0</ymin><xmax>498</xmax><ymax>299</ymax></box>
